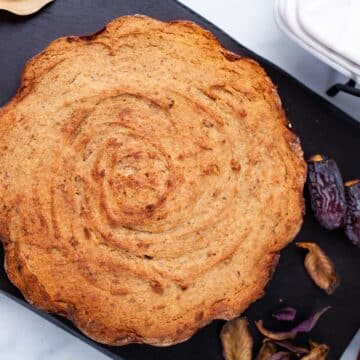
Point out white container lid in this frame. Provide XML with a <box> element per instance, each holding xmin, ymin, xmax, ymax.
<box><xmin>298</xmin><ymin>0</ymin><xmax>360</xmax><ymax>66</ymax></box>
<box><xmin>275</xmin><ymin>0</ymin><xmax>360</xmax><ymax>82</ymax></box>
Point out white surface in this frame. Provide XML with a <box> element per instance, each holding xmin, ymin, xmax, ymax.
<box><xmin>0</xmin><ymin>1</ymin><xmax>359</xmax><ymax>359</ymax></box>
<box><xmin>341</xmin><ymin>329</ymin><xmax>360</xmax><ymax>360</ymax></box>
<box><xmin>0</xmin><ymin>295</ymin><xmax>109</xmax><ymax>360</ymax></box>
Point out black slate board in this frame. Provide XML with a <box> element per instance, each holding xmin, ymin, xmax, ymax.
<box><xmin>0</xmin><ymin>1</ymin><xmax>359</xmax><ymax>359</ymax></box>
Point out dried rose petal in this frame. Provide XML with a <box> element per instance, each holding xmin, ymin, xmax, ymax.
<box><xmin>255</xmin><ymin>307</ymin><xmax>330</xmax><ymax>341</ymax></box>
<box><xmin>220</xmin><ymin>318</ymin><xmax>253</xmax><ymax>360</ymax></box>
<box><xmin>301</xmin><ymin>343</ymin><xmax>329</xmax><ymax>359</ymax></box>
<box><xmin>269</xmin><ymin>352</ymin><xmax>291</xmax><ymax>360</ymax></box>
<box><xmin>294</xmin><ymin>307</ymin><xmax>331</xmax><ymax>332</ymax></box>
<box><xmin>297</xmin><ymin>242</ymin><xmax>339</xmax><ymax>294</ymax></box>
<box><xmin>272</xmin><ymin>340</ymin><xmax>309</xmax><ymax>355</ymax></box>
<box><xmin>273</xmin><ymin>307</ymin><xmax>296</xmax><ymax>321</ymax></box>
<box><xmin>255</xmin><ymin>320</ymin><xmax>295</xmax><ymax>340</ymax></box>
<box><xmin>256</xmin><ymin>341</ymin><xmax>277</xmax><ymax>360</ymax></box>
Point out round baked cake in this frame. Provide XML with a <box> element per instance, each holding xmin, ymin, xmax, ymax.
<box><xmin>0</xmin><ymin>16</ymin><xmax>306</xmax><ymax>345</ymax></box>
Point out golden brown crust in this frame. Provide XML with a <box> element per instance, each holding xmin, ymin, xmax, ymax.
<box><xmin>0</xmin><ymin>15</ymin><xmax>306</xmax><ymax>346</ymax></box>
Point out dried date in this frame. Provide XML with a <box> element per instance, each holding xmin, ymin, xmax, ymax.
<box><xmin>307</xmin><ymin>155</ymin><xmax>346</xmax><ymax>230</ymax></box>
<box><xmin>344</xmin><ymin>179</ymin><xmax>360</xmax><ymax>247</ymax></box>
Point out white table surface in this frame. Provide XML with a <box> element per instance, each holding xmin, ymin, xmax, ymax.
<box><xmin>0</xmin><ymin>1</ymin><xmax>359</xmax><ymax>359</ymax></box>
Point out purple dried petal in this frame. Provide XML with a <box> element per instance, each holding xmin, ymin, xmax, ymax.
<box><xmin>293</xmin><ymin>307</ymin><xmax>330</xmax><ymax>332</ymax></box>
<box><xmin>273</xmin><ymin>307</ymin><xmax>296</xmax><ymax>321</ymax></box>
<box><xmin>272</xmin><ymin>340</ymin><xmax>309</xmax><ymax>354</ymax></box>
<box><xmin>269</xmin><ymin>351</ymin><xmax>291</xmax><ymax>360</ymax></box>
<box><xmin>255</xmin><ymin>307</ymin><xmax>330</xmax><ymax>341</ymax></box>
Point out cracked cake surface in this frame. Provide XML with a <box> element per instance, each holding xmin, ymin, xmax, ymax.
<box><xmin>0</xmin><ymin>15</ymin><xmax>306</xmax><ymax>345</ymax></box>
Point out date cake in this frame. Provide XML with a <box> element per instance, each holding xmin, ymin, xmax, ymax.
<box><xmin>0</xmin><ymin>15</ymin><xmax>306</xmax><ymax>346</ymax></box>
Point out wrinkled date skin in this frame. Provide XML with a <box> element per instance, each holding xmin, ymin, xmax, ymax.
<box><xmin>345</xmin><ymin>180</ymin><xmax>360</xmax><ymax>247</ymax></box>
<box><xmin>307</xmin><ymin>155</ymin><xmax>346</xmax><ymax>230</ymax></box>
